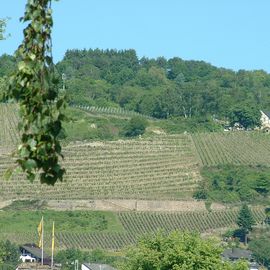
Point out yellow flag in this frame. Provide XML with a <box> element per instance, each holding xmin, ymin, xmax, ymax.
<box><xmin>37</xmin><ymin>218</ymin><xmax>43</xmax><ymax>248</ymax></box>
<box><xmin>51</xmin><ymin>221</ymin><xmax>55</xmax><ymax>252</ymax></box>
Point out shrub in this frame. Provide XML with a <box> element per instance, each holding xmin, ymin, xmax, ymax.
<box><xmin>123</xmin><ymin>116</ymin><xmax>148</xmax><ymax>137</ymax></box>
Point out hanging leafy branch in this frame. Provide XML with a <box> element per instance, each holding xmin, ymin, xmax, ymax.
<box><xmin>6</xmin><ymin>0</ymin><xmax>66</xmax><ymax>185</ymax></box>
<box><xmin>0</xmin><ymin>18</ymin><xmax>7</xmax><ymax>40</ymax></box>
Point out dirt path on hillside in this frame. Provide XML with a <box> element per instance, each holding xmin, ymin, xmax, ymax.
<box><xmin>0</xmin><ymin>199</ymin><xmax>226</xmax><ymax>212</ymax></box>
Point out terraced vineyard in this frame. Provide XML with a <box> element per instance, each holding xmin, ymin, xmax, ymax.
<box><xmin>192</xmin><ymin>132</ymin><xmax>270</xmax><ymax>166</ymax></box>
<box><xmin>0</xmin><ymin>103</ymin><xmax>201</xmax><ymax>200</ymax></box>
<box><xmin>117</xmin><ymin>208</ymin><xmax>265</xmax><ymax>234</ymax></box>
<box><xmin>1</xmin><ymin>103</ymin><xmax>270</xmax><ymax>252</ymax></box>
<box><xmin>0</xmin><ymin>103</ymin><xmax>20</xmax><ymax>146</ymax></box>
<box><xmin>0</xmin><ymin>135</ymin><xmax>201</xmax><ymax>200</ymax></box>
<box><xmin>0</xmin><ymin>208</ymin><xmax>265</xmax><ymax>250</ymax></box>
<box><xmin>72</xmin><ymin>103</ymin><xmax>154</xmax><ymax>119</ymax></box>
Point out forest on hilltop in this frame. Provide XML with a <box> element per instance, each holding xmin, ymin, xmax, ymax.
<box><xmin>0</xmin><ymin>49</ymin><xmax>270</xmax><ymax>121</ymax></box>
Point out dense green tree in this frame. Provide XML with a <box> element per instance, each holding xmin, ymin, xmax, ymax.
<box><xmin>49</xmin><ymin>47</ymin><xmax>270</xmax><ymax>121</ymax></box>
<box><xmin>123</xmin><ymin>116</ymin><xmax>148</xmax><ymax>137</ymax></box>
<box><xmin>254</xmin><ymin>175</ymin><xmax>270</xmax><ymax>196</ymax></box>
<box><xmin>0</xmin><ymin>77</ymin><xmax>7</xmax><ymax>101</ymax></box>
<box><xmin>196</xmin><ymin>165</ymin><xmax>270</xmax><ymax>204</ymax></box>
<box><xmin>116</xmin><ymin>86</ymin><xmax>142</xmax><ymax>111</ymax></box>
<box><xmin>249</xmin><ymin>237</ymin><xmax>270</xmax><ymax>268</ymax></box>
<box><xmin>237</xmin><ymin>204</ymin><xmax>255</xmax><ymax>244</ymax></box>
<box><xmin>0</xmin><ymin>54</ymin><xmax>16</xmax><ymax>77</ymax></box>
<box><xmin>55</xmin><ymin>248</ymin><xmax>118</xmax><ymax>270</ymax></box>
<box><xmin>55</xmin><ymin>248</ymin><xmax>87</xmax><ymax>270</ymax></box>
<box><xmin>264</xmin><ymin>208</ymin><xmax>270</xmax><ymax>225</ymax></box>
<box><xmin>4</xmin><ymin>32</ymin><xmax>270</xmax><ymax>126</ymax></box>
<box><xmin>0</xmin><ymin>240</ymin><xmax>19</xmax><ymax>267</ymax></box>
<box><xmin>118</xmin><ymin>231</ymin><xmax>248</xmax><ymax>270</ymax></box>
<box><xmin>229</xmin><ymin>104</ymin><xmax>261</xmax><ymax>129</ymax></box>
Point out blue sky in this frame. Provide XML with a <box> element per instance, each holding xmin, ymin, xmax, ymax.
<box><xmin>1</xmin><ymin>0</ymin><xmax>270</xmax><ymax>71</ymax></box>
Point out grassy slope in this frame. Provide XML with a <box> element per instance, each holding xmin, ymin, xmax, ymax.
<box><xmin>0</xmin><ymin>201</ymin><xmax>265</xmax><ymax>250</ymax></box>
<box><xmin>0</xmin><ymin>103</ymin><xmax>221</xmax><ymax>144</ymax></box>
<box><xmin>0</xmin><ymin>210</ymin><xmax>123</xmax><ymax>234</ymax></box>
<box><xmin>2</xmin><ymin>103</ymin><xmax>270</xmax><ymax>202</ymax></box>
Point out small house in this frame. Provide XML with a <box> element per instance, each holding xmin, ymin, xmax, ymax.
<box><xmin>222</xmin><ymin>248</ymin><xmax>253</xmax><ymax>262</ymax></box>
<box><xmin>260</xmin><ymin>111</ymin><xmax>270</xmax><ymax>131</ymax></box>
<box><xmin>19</xmin><ymin>244</ymin><xmax>51</xmax><ymax>265</ymax></box>
<box><xmin>222</xmin><ymin>248</ymin><xmax>260</xmax><ymax>270</ymax></box>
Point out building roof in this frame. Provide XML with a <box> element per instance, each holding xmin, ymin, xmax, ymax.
<box><xmin>262</xmin><ymin>111</ymin><xmax>270</xmax><ymax>118</ymax></box>
<box><xmin>249</xmin><ymin>262</ymin><xmax>260</xmax><ymax>269</ymax></box>
<box><xmin>222</xmin><ymin>248</ymin><xmax>252</xmax><ymax>260</ymax></box>
<box><xmin>16</xmin><ymin>263</ymin><xmax>51</xmax><ymax>270</ymax></box>
<box><xmin>82</xmin><ymin>263</ymin><xmax>116</xmax><ymax>270</ymax></box>
<box><xmin>20</xmin><ymin>244</ymin><xmax>51</xmax><ymax>265</ymax></box>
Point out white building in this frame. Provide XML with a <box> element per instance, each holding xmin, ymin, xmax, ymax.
<box><xmin>260</xmin><ymin>110</ymin><xmax>270</xmax><ymax>131</ymax></box>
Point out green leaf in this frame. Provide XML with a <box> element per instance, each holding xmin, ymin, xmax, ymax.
<box><xmin>56</xmin><ymin>99</ymin><xmax>64</xmax><ymax>109</ymax></box>
<box><xmin>27</xmin><ymin>138</ymin><xmax>37</xmax><ymax>151</ymax></box>
<box><xmin>27</xmin><ymin>172</ymin><xmax>36</xmax><ymax>182</ymax></box>
<box><xmin>24</xmin><ymin>159</ymin><xmax>37</xmax><ymax>171</ymax></box>
<box><xmin>3</xmin><ymin>168</ymin><xmax>13</xmax><ymax>181</ymax></box>
<box><xmin>18</xmin><ymin>61</ymin><xmax>26</xmax><ymax>71</ymax></box>
<box><xmin>19</xmin><ymin>146</ymin><xmax>30</xmax><ymax>158</ymax></box>
<box><xmin>28</xmin><ymin>53</ymin><xmax>36</xmax><ymax>61</ymax></box>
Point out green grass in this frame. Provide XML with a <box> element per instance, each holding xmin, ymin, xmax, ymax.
<box><xmin>63</xmin><ymin>107</ymin><xmax>130</xmax><ymax>141</ymax></box>
<box><xmin>2</xmin><ymin>200</ymin><xmax>47</xmax><ymax>211</ymax></box>
<box><xmin>0</xmin><ymin>209</ymin><xmax>124</xmax><ymax>234</ymax></box>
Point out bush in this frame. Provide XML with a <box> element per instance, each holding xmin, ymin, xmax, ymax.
<box><xmin>0</xmin><ymin>240</ymin><xmax>19</xmax><ymax>267</ymax></box>
<box><xmin>200</xmin><ymin>165</ymin><xmax>270</xmax><ymax>203</ymax></box>
<box><xmin>193</xmin><ymin>189</ymin><xmax>208</xmax><ymax>200</ymax></box>
<box><xmin>123</xmin><ymin>116</ymin><xmax>148</xmax><ymax>137</ymax></box>
<box><xmin>249</xmin><ymin>237</ymin><xmax>270</xmax><ymax>268</ymax></box>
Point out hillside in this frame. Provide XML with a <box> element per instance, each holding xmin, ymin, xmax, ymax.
<box><xmin>2</xmin><ymin>50</ymin><xmax>270</xmax><ymax>122</ymax></box>
<box><xmin>0</xmin><ymin>205</ymin><xmax>265</xmax><ymax>250</ymax></box>
<box><xmin>1</xmin><ymin>102</ymin><xmax>270</xmax><ymax>253</ymax></box>
<box><xmin>1</xmin><ymin>103</ymin><xmax>270</xmax><ymax>201</ymax></box>
<box><xmin>0</xmin><ymin>135</ymin><xmax>201</xmax><ymax>200</ymax></box>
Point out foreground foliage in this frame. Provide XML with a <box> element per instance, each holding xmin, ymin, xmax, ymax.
<box><xmin>0</xmin><ymin>240</ymin><xmax>19</xmax><ymax>267</ymax></box>
<box><xmin>0</xmin><ymin>19</ymin><xmax>7</xmax><ymax>41</ymax></box>
<box><xmin>119</xmin><ymin>231</ymin><xmax>248</xmax><ymax>270</ymax></box>
<box><xmin>7</xmin><ymin>0</ymin><xmax>66</xmax><ymax>184</ymax></box>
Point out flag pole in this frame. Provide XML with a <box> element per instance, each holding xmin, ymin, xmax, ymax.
<box><xmin>51</xmin><ymin>221</ymin><xmax>55</xmax><ymax>269</ymax></box>
<box><xmin>42</xmin><ymin>216</ymin><xmax>44</xmax><ymax>265</ymax></box>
